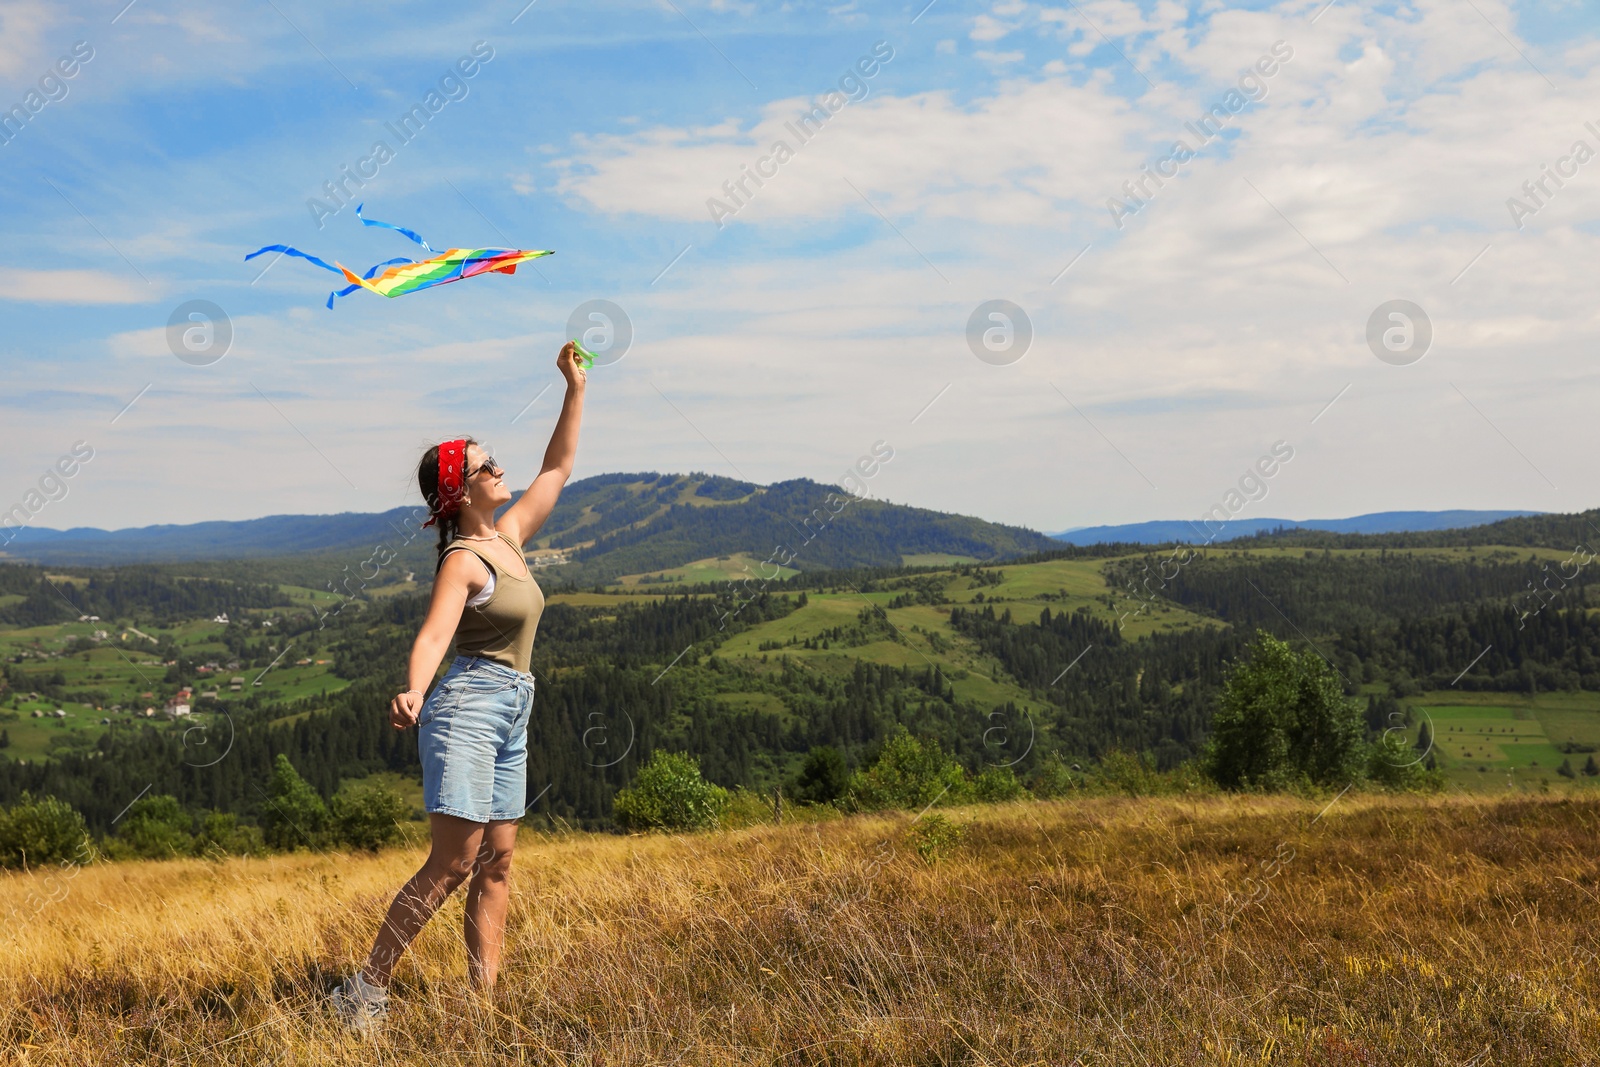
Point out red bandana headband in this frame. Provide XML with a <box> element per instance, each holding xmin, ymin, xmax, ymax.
<box><xmin>422</xmin><ymin>438</ymin><xmax>467</xmax><ymax>528</ymax></box>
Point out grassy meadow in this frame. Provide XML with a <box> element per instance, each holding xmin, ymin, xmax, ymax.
<box><xmin>3</xmin><ymin>790</ymin><xmax>1596</xmax><ymax>1064</ymax></box>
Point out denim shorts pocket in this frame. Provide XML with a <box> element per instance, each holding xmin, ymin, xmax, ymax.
<box><xmin>454</xmin><ymin>673</ymin><xmax>515</xmax><ymax>696</ymax></box>
<box><xmin>417</xmin><ymin>689</ymin><xmax>449</xmax><ymax>728</ymax></box>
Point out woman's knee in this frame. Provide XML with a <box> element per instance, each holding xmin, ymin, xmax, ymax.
<box><xmin>470</xmin><ymin>842</ymin><xmax>514</xmax><ymax>882</ymax></box>
<box><xmin>424</xmin><ymin>849</ymin><xmax>480</xmax><ymax>888</ymax></box>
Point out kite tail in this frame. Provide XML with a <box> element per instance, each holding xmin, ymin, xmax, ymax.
<box><xmin>354</xmin><ymin>203</ymin><xmax>437</xmax><ymax>254</ymax></box>
<box><xmin>326</xmin><ymin>257</ymin><xmax>416</xmax><ymax>309</ymax></box>
<box><xmin>244</xmin><ymin>244</ymin><xmax>343</xmax><ymax>275</ymax></box>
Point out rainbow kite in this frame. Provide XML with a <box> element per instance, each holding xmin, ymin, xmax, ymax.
<box><xmin>246</xmin><ymin>205</ymin><xmax>553</xmax><ymax>309</ymax></box>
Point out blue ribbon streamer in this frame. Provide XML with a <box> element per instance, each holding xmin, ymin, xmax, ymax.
<box><xmin>355</xmin><ymin>203</ymin><xmax>437</xmax><ymax>254</ymax></box>
<box><xmin>243</xmin><ymin>244</ymin><xmax>342</xmax><ymax>275</ymax></box>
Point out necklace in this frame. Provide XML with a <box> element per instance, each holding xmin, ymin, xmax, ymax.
<box><xmin>456</xmin><ymin>531</ymin><xmax>500</xmax><ymax>541</ymax></box>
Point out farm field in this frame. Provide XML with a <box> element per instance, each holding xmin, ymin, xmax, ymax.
<box><xmin>1399</xmin><ymin>690</ymin><xmax>1600</xmax><ymax>788</ymax></box>
<box><xmin>615</xmin><ymin>552</ymin><xmax>800</xmax><ymax>588</ymax></box>
<box><xmin>1</xmin><ymin>791</ymin><xmax>1593</xmax><ymax>1064</ymax></box>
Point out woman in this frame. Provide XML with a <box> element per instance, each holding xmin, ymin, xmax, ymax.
<box><xmin>331</xmin><ymin>341</ymin><xmax>586</xmax><ymax>1032</ymax></box>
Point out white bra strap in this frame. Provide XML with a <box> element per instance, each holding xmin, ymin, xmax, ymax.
<box><xmin>441</xmin><ymin>545</ymin><xmax>495</xmax><ymax>605</ymax></box>
<box><xmin>466</xmin><ymin>568</ymin><xmax>495</xmax><ymax>607</ymax></box>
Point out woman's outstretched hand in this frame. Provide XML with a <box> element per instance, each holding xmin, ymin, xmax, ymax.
<box><xmin>558</xmin><ymin>341</ymin><xmax>588</xmax><ymax>390</ymax></box>
<box><xmin>389</xmin><ymin>690</ymin><xmax>422</xmax><ymax>730</ymax></box>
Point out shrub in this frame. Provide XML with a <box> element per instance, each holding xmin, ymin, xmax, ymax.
<box><xmin>0</xmin><ymin>792</ymin><xmax>93</xmax><ymax>870</ymax></box>
<box><xmin>260</xmin><ymin>753</ymin><xmax>331</xmax><ymax>850</ymax></box>
<box><xmin>1366</xmin><ymin>733</ymin><xmax>1437</xmax><ymax>791</ymax></box>
<box><xmin>720</xmin><ymin>786</ymin><xmax>779</xmax><ymax>829</ymax></box>
<box><xmin>908</xmin><ymin>813</ymin><xmax>965</xmax><ymax>864</ymax></box>
<box><xmin>612</xmin><ymin>750</ymin><xmax>731</xmax><ymax>832</ymax></box>
<box><xmin>1096</xmin><ymin>750</ymin><xmax>1162</xmax><ymax>796</ymax></box>
<box><xmin>1028</xmin><ymin>755</ymin><xmax>1081</xmax><ymax>798</ymax></box>
<box><xmin>330</xmin><ymin>777</ymin><xmax>410</xmax><ymax>851</ymax></box>
<box><xmin>194</xmin><ymin>812</ymin><xmax>268</xmax><ymax>858</ymax></box>
<box><xmin>845</xmin><ymin>727</ymin><xmax>970</xmax><ymax>811</ymax></box>
<box><xmin>794</xmin><ymin>746</ymin><xmax>848</xmax><ymax>805</ymax></box>
<box><xmin>112</xmin><ymin>794</ymin><xmax>196</xmax><ymax>859</ymax></box>
<box><xmin>972</xmin><ymin>764</ymin><xmax>1027</xmax><ymax>803</ymax></box>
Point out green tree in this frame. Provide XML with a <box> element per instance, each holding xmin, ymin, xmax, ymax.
<box><xmin>793</xmin><ymin>746</ymin><xmax>848</xmax><ymax>805</ymax></box>
<box><xmin>1558</xmin><ymin>758</ymin><xmax>1576</xmax><ymax>779</ymax></box>
<box><xmin>1414</xmin><ymin>719</ymin><xmax>1432</xmax><ymax>755</ymax></box>
<box><xmin>260</xmin><ymin>753</ymin><xmax>331</xmax><ymax>851</ymax></box>
<box><xmin>0</xmin><ymin>792</ymin><xmax>93</xmax><ymax>870</ymax></box>
<box><xmin>845</xmin><ymin>727</ymin><xmax>970</xmax><ymax>811</ymax></box>
<box><xmin>1584</xmin><ymin>755</ymin><xmax>1599</xmax><ymax>777</ymax></box>
<box><xmin>1203</xmin><ymin>631</ymin><xmax>1366</xmax><ymax>790</ymax></box>
<box><xmin>612</xmin><ymin>750</ymin><xmax>731</xmax><ymax>832</ymax></box>
<box><xmin>113</xmin><ymin>794</ymin><xmax>196</xmax><ymax>858</ymax></box>
<box><xmin>330</xmin><ymin>776</ymin><xmax>411</xmax><ymax>851</ymax></box>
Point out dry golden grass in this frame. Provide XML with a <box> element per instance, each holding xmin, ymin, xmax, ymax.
<box><xmin>3</xmin><ymin>790</ymin><xmax>1597</xmax><ymax>1065</ymax></box>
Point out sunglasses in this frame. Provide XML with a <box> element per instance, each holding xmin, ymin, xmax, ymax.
<box><xmin>466</xmin><ymin>456</ymin><xmax>503</xmax><ymax>478</ymax></box>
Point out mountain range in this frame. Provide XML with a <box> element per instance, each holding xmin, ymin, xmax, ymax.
<box><xmin>0</xmin><ymin>475</ymin><xmax>1549</xmax><ymax>577</ymax></box>
<box><xmin>0</xmin><ymin>473</ymin><xmax>1056</xmax><ymax>583</ymax></box>
<box><xmin>1050</xmin><ymin>510</ymin><xmax>1543</xmax><ymax>545</ymax></box>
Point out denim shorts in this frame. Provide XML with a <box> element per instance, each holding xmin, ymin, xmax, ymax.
<box><xmin>418</xmin><ymin>655</ymin><xmax>535</xmax><ymax>823</ymax></box>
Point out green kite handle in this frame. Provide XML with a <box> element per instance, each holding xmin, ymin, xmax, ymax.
<box><xmin>569</xmin><ymin>339</ymin><xmax>596</xmax><ymax>369</ymax></box>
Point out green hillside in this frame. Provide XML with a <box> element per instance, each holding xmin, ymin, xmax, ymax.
<box><xmin>5</xmin><ymin>502</ymin><xmax>1600</xmax><ymax>836</ymax></box>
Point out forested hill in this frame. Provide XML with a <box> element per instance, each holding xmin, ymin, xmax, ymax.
<box><xmin>1</xmin><ymin>472</ymin><xmax>1059</xmax><ymax>584</ymax></box>
<box><xmin>8</xmin><ymin>531</ymin><xmax>1600</xmax><ymax>831</ymax></box>
<box><xmin>1236</xmin><ymin>508</ymin><xmax>1600</xmax><ymax>551</ymax></box>
<box><xmin>554</xmin><ymin>478</ymin><xmax>1058</xmax><ymax>583</ymax></box>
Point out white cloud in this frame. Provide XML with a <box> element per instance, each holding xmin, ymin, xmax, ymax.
<box><xmin>0</xmin><ymin>0</ymin><xmax>60</xmax><ymax>79</ymax></box>
<box><xmin>550</xmin><ymin>74</ymin><xmax>1138</xmax><ymax>231</ymax></box>
<box><xmin>970</xmin><ymin>14</ymin><xmax>1016</xmax><ymax>42</ymax></box>
<box><xmin>0</xmin><ymin>269</ymin><xmax>154</xmax><ymax>305</ymax></box>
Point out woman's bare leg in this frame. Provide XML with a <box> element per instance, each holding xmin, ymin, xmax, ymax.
<box><xmin>361</xmin><ymin>813</ymin><xmax>487</xmax><ymax>987</ymax></box>
<box><xmin>463</xmin><ymin>819</ymin><xmax>518</xmax><ymax>991</ymax></box>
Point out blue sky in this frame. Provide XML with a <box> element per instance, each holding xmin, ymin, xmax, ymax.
<box><xmin>2</xmin><ymin>0</ymin><xmax>1597</xmax><ymax>537</ymax></box>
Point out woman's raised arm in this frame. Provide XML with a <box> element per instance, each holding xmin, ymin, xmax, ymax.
<box><xmin>498</xmin><ymin>341</ymin><xmax>587</xmax><ymax>547</ymax></box>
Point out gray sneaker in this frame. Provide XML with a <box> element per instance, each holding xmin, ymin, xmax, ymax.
<box><xmin>329</xmin><ymin>972</ymin><xmax>389</xmax><ymax>1035</ymax></box>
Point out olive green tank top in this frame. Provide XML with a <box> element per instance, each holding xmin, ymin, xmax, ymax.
<box><xmin>438</xmin><ymin>531</ymin><xmax>545</xmax><ymax>675</ymax></box>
